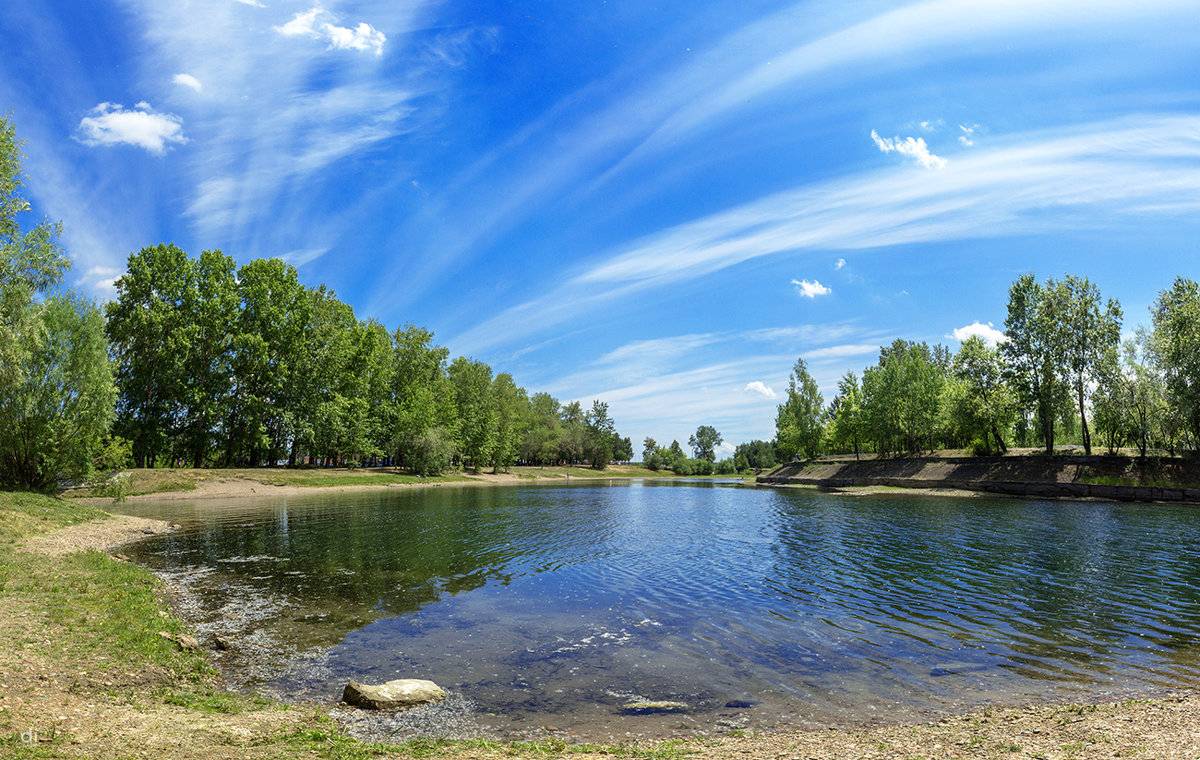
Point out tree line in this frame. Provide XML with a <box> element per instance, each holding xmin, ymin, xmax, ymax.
<box><xmin>775</xmin><ymin>273</ymin><xmax>1200</xmax><ymax>460</ymax></box>
<box><xmin>0</xmin><ymin>119</ymin><xmax>631</xmax><ymax>490</ymax></box>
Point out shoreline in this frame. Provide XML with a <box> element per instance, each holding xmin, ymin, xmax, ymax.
<box><xmin>10</xmin><ymin>496</ymin><xmax>1200</xmax><ymax>757</ymax></box>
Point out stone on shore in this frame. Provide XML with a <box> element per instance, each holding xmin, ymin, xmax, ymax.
<box><xmin>343</xmin><ymin>679</ymin><xmax>447</xmax><ymax>710</ymax></box>
<box><xmin>621</xmin><ymin>700</ymin><xmax>688</xmax><ymax>714</ymax></box>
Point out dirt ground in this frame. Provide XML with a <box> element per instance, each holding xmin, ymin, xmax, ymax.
<box><xmin>8</xmin><ymin>509</ymin><xmax>1200</xmax><ymax>759</ymax></box>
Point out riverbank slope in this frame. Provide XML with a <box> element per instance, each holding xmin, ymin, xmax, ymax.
<box><xmin>758</xmin><ymin>454</ymin><xmax>1200</xmax><ymax>502</ymax></box>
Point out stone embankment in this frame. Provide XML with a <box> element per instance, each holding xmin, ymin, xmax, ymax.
<box><xmin>757</xmin><ymin>455</ymin><xmax>1200</xmax><ymax>503</ymax></box>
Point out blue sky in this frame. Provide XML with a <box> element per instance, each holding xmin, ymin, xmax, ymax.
<box><xmin>2</xmin><ymin>0</ymin><xmax>1199</xmax><ymax>456</ymax></box>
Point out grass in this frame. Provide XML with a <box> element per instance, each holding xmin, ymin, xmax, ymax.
<box><xmin>0</xmin><ymin>490</ymin><xmax>716</xmax><ymax>759</ymax></box>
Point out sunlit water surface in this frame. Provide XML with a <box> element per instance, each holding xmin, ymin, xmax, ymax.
<box><xmin>114</xmin><ymin>481</ymin><xmax>1200</xmax><ymax>739</ymax></box>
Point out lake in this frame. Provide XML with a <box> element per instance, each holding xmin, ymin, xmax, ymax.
<box><xmin>112</xmin><ymin>481</ymin><xmax>1200</xmax><ymax>739</ymax></box>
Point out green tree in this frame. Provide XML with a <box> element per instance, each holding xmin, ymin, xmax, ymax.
<box><xmin>227</xmin><ymin>258</ymin><xmax>310</xmax><ymax>465</ymax></box>
<box><xmin>733</xmin><ymin>440</ymin><xmax>776</xmax><ymax>470</ymax></box>
<box><xmin>1151</xmin><ymin>277</ymin><xmax>1200</xmax><ymax>449</ymax></box>
<box><xmin>952</xmin><ymin>335</ymin><xmax>1016</xmax><ymax>454</ymax></box>
<box><xmin>829</xmin><ymin>371</ymin><xmax>865</xmax><ymax>460</ymax></box>
<box><xmin>489</xmin><ymin>373</ymin><xmax>525</xmax><ymax>473</ymax></box>
<box><xmin>641</xmin><ymin>436</ymin><xmax>658</xmax><ymax>464</ymax></box>
<box><xmin>178</xmin><ymin>249</ymin><xmax>237</xmax><ymax>467</ymax></box>
<box><xmin>391</xmin><ymin>324</ymin><xmax>456</xmax><ymax>473</ymax></box>
<box><xmin>584</xmin><ymin>400</ymin><xmax>615</xmax><ymax>469</ymax></box>
<box><xmin>776</xmin><ymin>356</ymin><xmax>824</xmax><ymax>459</ymax></box>
<box><xmin>688</xmin><ymin>425</ymin><xmax>723</xmax><ymax>462</ymax></box>
<box><xmin>1050</xmin><ymin>275</ymin><xmax>1122</xmax><ymax>455</ymax></box>
<box><xmin>1002</xmin><ymin>274</ymin><xmax>1071</xmax><ymax>454</ymax></box>
<box><xmin>0</xmin><ymin>118</ymin><xmax>114</xmax><ymax>490</ymax></box>
<box><xmin>449</xmin><ymin>357</ymin><xmax>496</xmax><ymax>470</ymax></box>
<box><xmin>106</xmin><ymin>243</ymin><xmax>192</xmax><ymax>467</ymax></box>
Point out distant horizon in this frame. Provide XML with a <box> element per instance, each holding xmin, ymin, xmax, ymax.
<box><xmin>2</xmin><ymin>0</ymin><xmax>1197</xmax><ymax>453</ymax></box>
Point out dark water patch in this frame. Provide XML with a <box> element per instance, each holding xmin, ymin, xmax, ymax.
<box><xmin>114</xmin><ymin>482</ymin><xmax>1200</xmax><ymax>739</ymax></box>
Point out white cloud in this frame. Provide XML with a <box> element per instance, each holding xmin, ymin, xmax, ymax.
<box><xmin>278</xmin><ymin>247</ymin><xmax>330</xmax><ymax>267</ymax></box>
<box><xmin>275</xmin><ymin>7</ymin><xmax>386</xmax><ymax>56</ymax></box>
<box><xmin>952</xmin><ymin>321</ymin><xmax>1009</xmax><ymax>346</ymax></box>
<box><xmin>959</xmin><ymin>123</ymin><xmax>979</xmax><ymax>147</ymax></box>
<box><xmin>744</xmin><ymin>381</ymin><xmax>778</xmax><ymax>399</ymax></box>
<box><xmin>234</xmin><ymin>0</ymin><xmax>264</xmax><ymax>6</ymax></box>
<box><xmin>450</xmin><ymin>115</ymin><xmax>1200</xmax><ymax>357</ymax></box>
<box><xmin>870</xmin><ymin>129</ymin><xmax>947</xmax><ymax>169</ymax></box>
<box><xmin>805</xmin><ymin>344</ymin><xmax>882</xmax><ymax>360</ymax></box>
<box><xmin>75</xmin><ymin>265</ymin><xmax>121</xmax><ymax>298</ymax></box>
<box><xmin>172</xmin><ymin>73</ymin><xmax>202</xmax><ymax>92</ymax></box>
<box><xmin>834</xmin><ymin>257</ymin><xmax>846</xmax><ymax>270</ymax></box>
<box><xmin>791</xmin><ymin>278</ymin><xmax>831</xmax><ymax>298</ymax></box>
<box><xmin>76</xmin><ymin>102</ymin><xmax>186</xmax><ymax>155</ymax></box>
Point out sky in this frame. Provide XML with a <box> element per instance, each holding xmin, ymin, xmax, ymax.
<box><xmin>2</xmin><ymin>0</ymin><xmax>1199</xmax><ymax>457</ymax></box>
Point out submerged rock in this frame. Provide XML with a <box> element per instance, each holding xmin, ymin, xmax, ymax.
<box><xmin>343</xmin><ymin>679</ymin><xmax>447</xmax><ymax>710</ymax></box>
<box><xmin>621</xmin><ymin>700</ymin><xmax>688</xmax><ymax>714</ymax></box>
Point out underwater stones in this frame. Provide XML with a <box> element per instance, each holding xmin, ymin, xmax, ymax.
<box><xmin>621</xmin><ymin>700</ymin><xmax>689</xmax><ymax>714</ymax></box>
<box><xmin>343</xmin><ymin>679</ymin><xmax>447</xmax><ymax>710</ymax></box>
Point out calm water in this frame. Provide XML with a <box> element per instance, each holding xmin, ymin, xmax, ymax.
<box><xmin>114</xmin><ymin>482</ymin><xmax>1200</xmax><ymax>738</ymax></box>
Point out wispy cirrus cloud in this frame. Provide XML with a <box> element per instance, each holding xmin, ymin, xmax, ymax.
<box><xmin>75</xmin><ymin>101</ymin><xmax>186</xmax><ymax>154</ymax></box>
<box><xmin>172</xmin><ymin>73</ymin><xmax>202</xmax><ymax>92</ymax></box>
<box><xmin>451</xmin><ymin>115</ymin><xmax>1200</xmax><ymax>357</ymax></box>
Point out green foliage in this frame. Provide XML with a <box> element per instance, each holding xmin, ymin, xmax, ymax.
<box><xmin>688</xmin><ymin>425</ymin><xmax>723</xmax><ymax>462</ymax></box>
<box><xmin>733</xmin><ymin>440</ymin><xmax>776</xmax><ymax>470</ymax></box>
<box><xmin>584</xmin><ymin>400</ymin><xmax>615</xmax><ymax>469</ymax></box>
<box><xmin>0</xmin><ymin>118</ymin><xmax>114</xmax><ymax>491</ymax></box>
<box><xmin>1050</xmin><ymin>274</ymin><xmax>1122</xmax><ymax>455</ymax></box>
<box><xmin>950</xmin><ymin>336</ymin><xmax>1016</xmax><ymax>454</ymax></box>
<box><xmin>775</xmin><ymin>356</ymin><xmax>824</xmax><ymax>459</ymax></box>
<box><xmin>449</xmin><ymin>357</ymin><xmax>497</xmax><ymax>470</ymax></box>
<box><xmin>1152</xmin><ymin>277</ymin><xmax>1200</xmax><ymax>449</ymax></box>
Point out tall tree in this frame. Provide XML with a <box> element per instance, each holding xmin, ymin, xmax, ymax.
<box><xmin>775</xmin><ymin>356</ymin><xmax>824</xmax><ymax>459</ymax></box>
<box><xmin>391</xmin><ymin>324</ymin><xmax>456</xmax><ymax>473</ymax></box>
<box><xmin>1001</xmin><ymin>274</ymin><xmax>1070</xmax><ymax>454</ymax></box>
<box><xmin>106</xmin><ymin>243</ymin><xmax>193</xmax><ymax>467</ymax></box>
<box><xmin>1152</xmin><ymin>277</ymin><xmax>1200</xmax><ymax>449</ymax></box>
<box><xmin>227</xmin><ymin>258</ymin><xmax>310</xmax><ymax>465</ymax></box>
<box><xmin>688</xmin><ymin>425</ymin><xmax>723</xmax><ymax>462</ymax></box>
<box><xmin>178</xmin><ymin>249</ymin><xmax>237</xmax><ymax>467</ymax></box>
<box><xmin>829</xmin><ymin>371</ymin><xmax>865</xmax><ymax>460</ymax></box>
<box><xmin>584</xmin><ymin>400</ymin><xmax>615</xmax><ymax>469</ymax></box>
<box><xmin>489</xmin><ymin>373</ymin><xmax>525</xmax><ymax>473</ymax></box>
<box><xmin>1050</xmin><ymin>275</ymin><xmax>1122</xmax><ymax>455</ymax></box>
<box><xmin>0</xmin><ymin>118</ymin><xmax>114</xmax><ymax>490</ymax></box>
<box><xmin>448</xmin><ymin>357</ymin><xmax>496</xmax><ymax>470</ymax></box>
<box><xmin>952</xmin><ymin>335</ymin><xmax>1016</xmax><ymax>454</ymax></box>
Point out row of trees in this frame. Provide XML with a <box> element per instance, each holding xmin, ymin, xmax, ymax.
<box><xmin>639</xmin><ymin>425</ymin><xmax>778</xmax><ymax>475</ymax></box>
<box><xmin>105</xmin><ymin>243</ymin><xmax>633</xmax><ymax>475</ymax></box>
<box><xmin>775</xmin><ymin>274</ymin><xmax>1200</xmax><ymax>460</ymax></box>
<box><xmin>0</xmin><ymin>118</ymin><xmax>632</xmax><ymax>490</ymax></box>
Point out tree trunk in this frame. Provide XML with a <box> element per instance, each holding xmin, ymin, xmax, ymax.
<box><xmin>1077</xmin><ymin>380</ymin><xmax>1091</xmax><ymax>455</ymax></box>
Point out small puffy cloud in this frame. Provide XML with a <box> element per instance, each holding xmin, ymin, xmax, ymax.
<box><xmin>834</xmin><ymin>257</ymin><xmax>846</xmax><ymax>270</ymax></box>
<box><xmin>870</xmin><ymin>130</ymin><xmax>947</xmax><ymax>169</ymax></box>
<box><xmin>716</xmin><ymin>441</ymin><xmax>736</xmax><ymax>459</ymax></box>
<box><xmin>952</xmin><ymin>321</ymin><xmax>1009</xmax><ymax>346</ymax></box>
<box><xmin>76</xmin><ymin>102</ymin><xmax>186</xmax><ymax>155</ymax></box>
<box><xmin>276</xmin><ymin>7</ymin><xmax>386</xmax><ymax>55</ymax></box>
<box><xmin>173</xmin><ymin>73</ymin><xmax>202</xmax><ymax>92</ymax></box>
<box><xmin>791</xmin><ymin>278</ymin><xmax>831</xmax><ymax>298</ymax></box>
<box><xmin>959</xmin><ymin>123</ymin><xmax>979</xmax><ymax>147</ymax></box>
<box><xmin>744</xmin><ymin>381</ymin><xmax>778</xmax><ymax>399</ymax></box>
